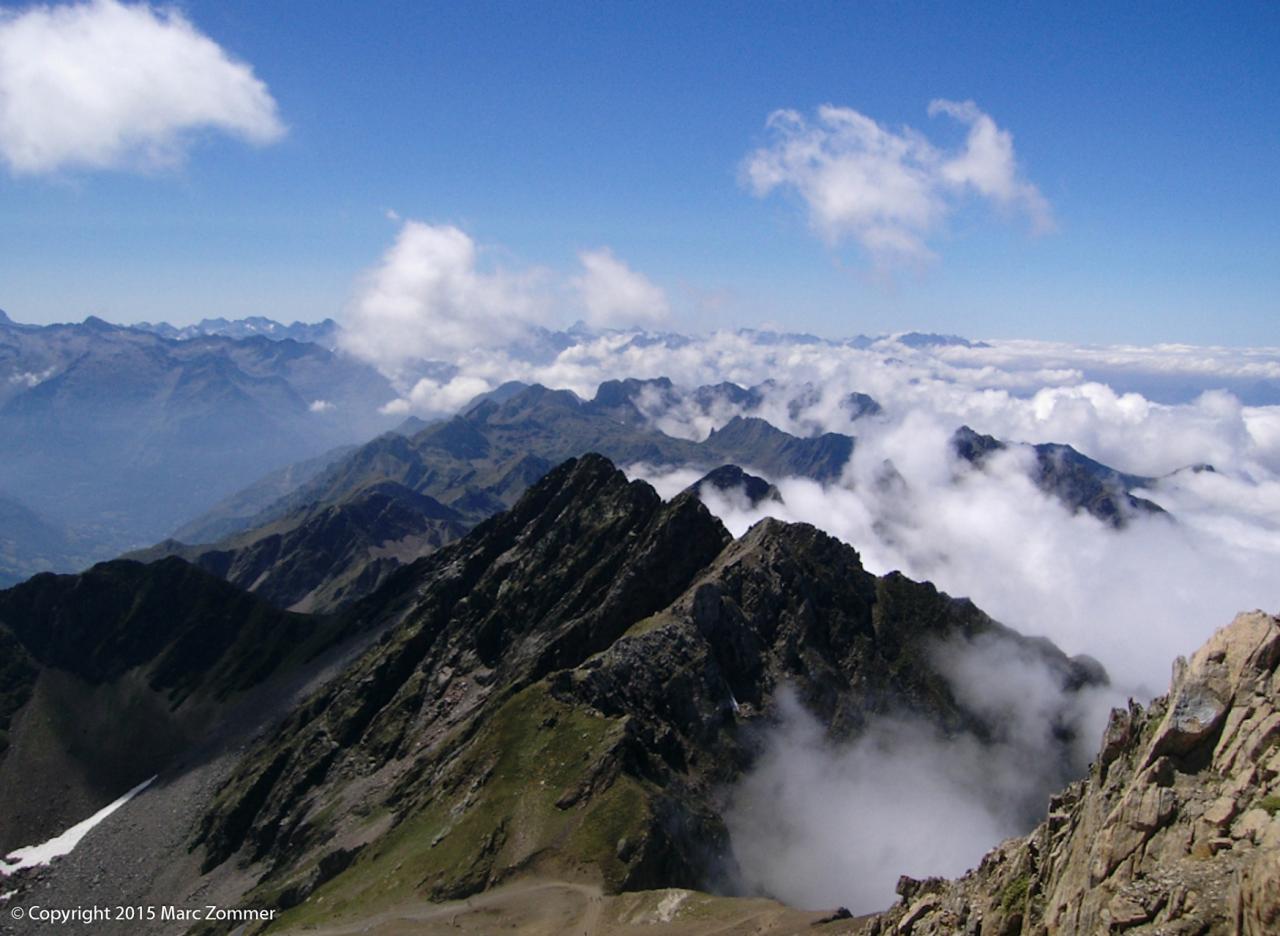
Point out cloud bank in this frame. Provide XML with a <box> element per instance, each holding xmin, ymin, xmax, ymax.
<box><xmin>742</xmin><ymin>101</ymin><xmax>1051</xmax><ymax>263</ymax></box>
<box><xmin>340</xmin><ymin>220</ymin><xmax>680</xmax><ymax>404</ymax></box>
<box><xmin>0</xmin><ymin>0</ymin><xmax>284</xmax><ymax>175</ymax></box>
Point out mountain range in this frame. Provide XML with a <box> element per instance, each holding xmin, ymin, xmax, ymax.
<box><xmin>130</xmin><ymin>317</ymin><xmax>341</xmax><ymax>349</ymax></box>
<box><xmin>1</xmin><ymin>310</ymin><xmax>1191</xmax><ymax>590</ymax></box>
<box><xmin>2</xmin><ymin>454</ymin><xmax>1274</xmax><ymax>935</ymax></box>
<box><xmin>136</xmin><ymin>378</ymin><xmax>1171</xmax><ymax>616</ymax></box>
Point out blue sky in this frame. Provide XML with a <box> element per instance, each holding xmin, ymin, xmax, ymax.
<box><xmin>0</xmin><ymin>0</ymin><xmax>1276</xmax><ymax>344</ymax></box>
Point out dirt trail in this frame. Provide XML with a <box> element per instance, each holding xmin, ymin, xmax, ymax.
<box><xmin>273</xmin><ymin>877</ymin><xmax>863</xmax><ymax>936</ymax></box>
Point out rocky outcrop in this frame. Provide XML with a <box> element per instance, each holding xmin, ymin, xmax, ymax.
<box><xmin>865</xmin><ymin>611</ymin><xmax>1280</xmax><ymax>935</ymax></box>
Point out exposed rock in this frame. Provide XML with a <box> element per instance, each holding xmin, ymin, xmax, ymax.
<box><xmin>861</xmin><ymin>611</ymin><xmax>1280</xmax><ymax>935</ymax></box>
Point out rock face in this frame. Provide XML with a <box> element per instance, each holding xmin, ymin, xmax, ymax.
<box><xmin>865</xmin><ymin>611</ymin><xmax>1280</xmax><ymax>936</ymax></box>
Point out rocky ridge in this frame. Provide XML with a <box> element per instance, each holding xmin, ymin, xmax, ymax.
<box><xmin>131</xmin><ymin>481</ymin><xmax>468</xmax><ymax>613</ymax></box>
<box><xmin>182</xmin><ymin>455</ymin><xmax>1100</xmax><ymax>931</ymax></box>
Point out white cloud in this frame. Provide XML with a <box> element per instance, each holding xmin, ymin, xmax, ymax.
<box><xmin>341</xmin><ymin>223</ymin><xmax>684</xmax><ymax>413</ymax></box>
<box><xmin>308</xmin><ymin>399</ymin><xmax>335</xmax><ymax>413</ymax></box>
<box><xmin>395</xmin><ymin>374</ymin><xmax>492</xmax><ymax>414</ymax></box>
<box><xmin>742</xmin><ymin>101</ymin><xmax>1052</xmax><ymax>263</ymax></box>
<box><xmin>726</xmin><ymin>679</ymin><xmax>1106</xmax><ymax>912</ymax></box>
<box><xmin>339</xmin><ymin>220</ymin><xmax>549</xmax><ymax>383</ymax></box>
<box><xmin>0</xmin><ymin>0</ymin><xmax>284</xmax><ymax>175</ymax></box>
<box><xmin>571</xmin><ymin>248</ymin><xmax>670</xmax><ymax>329</ymax></box>
<box><xmin>929</xmin><ymin>98</ymin><xmax>1054</xmax><ymax>233</ymax></box>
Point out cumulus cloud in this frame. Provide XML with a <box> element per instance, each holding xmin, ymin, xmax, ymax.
<box><xmin>571</xmin><ymin>248</ymin><xmax>670</xmax><ymax>329</ymax></box>
<box><xmin>742</xmin><ymin>101</ymin><xmax>1051</xmax><ymax>263</ymax></box>
<box><xmin>339</xmin><ymin>220</ymin><xmax>549</xmax><ymax>384</ymax></box>
<box><xmin>382</xmin><ymin>374</ymin><xmax>493</xmax><ymax>415</ymax></box>
<box><xmin>0</xmin><ymin>0</ymin><xmax>284</xmax><ymax>175</ymax></box>
<box><xmin>341</xmin><ymin>222</ymin><xmax>686</xmax><ymax>412</ymax></box>
<box><xmin>929</xmin><ymin>99</ymin><xmax>1054</xmax><ymax>233</ymax></box>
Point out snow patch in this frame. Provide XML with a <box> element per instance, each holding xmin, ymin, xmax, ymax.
<box><xmin>0</xmin><ymin>776</ymin><xmax>156</xmax><ymax>876</ymax></box>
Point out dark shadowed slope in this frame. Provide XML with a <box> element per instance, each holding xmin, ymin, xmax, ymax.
<box><xmin>0</xmin><ymin>558</ymin><xmax>327</xmax><ymax>852</ymax></box>
<box><xmin>952</xmin><ymin>425</ymin><xmax>1166</xmax><ymax>527</ymax></box>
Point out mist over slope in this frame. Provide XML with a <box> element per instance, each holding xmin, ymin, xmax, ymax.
<box><xmin>863</xmin><ymin>610</ymin><xmax>1280</xmax><ymax>936</ymax></box>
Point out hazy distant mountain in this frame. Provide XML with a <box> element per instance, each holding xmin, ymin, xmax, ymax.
<box><xmin>149</xmin><ymin>378</ymin><xmax>1171</xmax><ymax>618</ymax></box>
<box><xmin>893</xmin><ymin>331</ymin><xmax>991</xmax><ymax>349</ymax></box>
<box><xmin>131</xmin><ymin>315</ymin><xmax>340</xmax><ymax>349</ymax></box>
<box><xmin>183</xmin><ymin>380</ymin><xmax>855</xmax><ymax>544</ymax></box>
<box><xmin>0</xmin><ymin>493</ymin><xmax>95</xmax><ymax>587</ymax></box>
<box><xmin>0</xmin><ymin>313</ymin><xmax>400</xmax><ymax>571</ymax></box>
<box><xmin>145</xmin><ymin>382</ymin><xmax>853</xmax><ymax>611</ymax></box>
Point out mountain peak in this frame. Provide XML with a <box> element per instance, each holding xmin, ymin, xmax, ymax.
<box><xmin>81</xmin><ymin>315</ymin><xmax>117</xmax><ymax>331</ymax></box>
<box><xmin>685</xmin><ymin>464</ymin><xmax>782</xmax><ymax>508</ymax></box>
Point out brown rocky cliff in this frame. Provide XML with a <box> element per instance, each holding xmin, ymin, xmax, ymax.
<box><xmin>864</xmin><ymin>610</ymin><xmax>1280</xmax><ymax>936</ymax></box>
